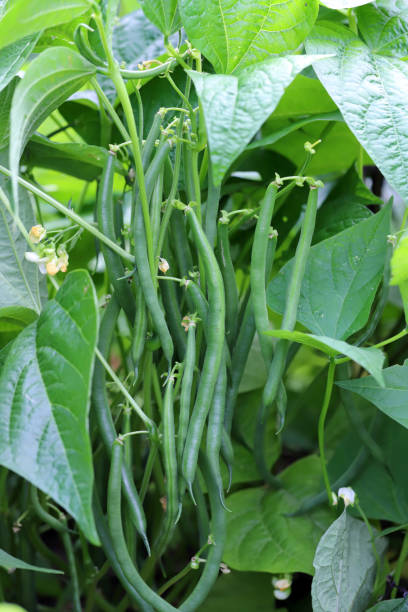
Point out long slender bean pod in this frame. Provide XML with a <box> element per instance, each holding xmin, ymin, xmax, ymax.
<box><xmin>217</xmin><ymin>219</ymin><xmax>239</xmax><ymax>348</ymax></box>
<box><xmin>97</xmin><ymin>152</ymin><xmax>135</xmax><ymax>322</ymax></box>
<box><xmin>206</xmin><ymin>352</ymin><xmax>228</xmax><ymax>506</ymax></box>
<box><xmin>131</xmin><ymin>283</ymin><xmax>147</xmax><ymax>377</ymax></box>
<box><xmin>255</xmin><ymin>187</ymin><xmax>319</xmax><ymax>484</ymax></box>
<box><xmin>134</xmin><ymin>199</ymin><xmax>174</xmax><ymax>364</ymax></box>
<box><xmin>142</xmin><ymin>111</ymin><xmax>163</xmax><ymax>170</ymax></box>
<box><xmin>92</xmin><ymin>296</ymin><xmax>149</xmax><ymax>551</ymax></box>
<box><xmin>154</xmin><ymin>376</ymin><xmax>179</xmax><ymax>556</ymax></box>
<box><xmin>178</xmin><ymin>318</ymin><xmax>197</xmax><ymax>464</ymax></box>
<box><xmin>107</xmin><ymin>442</ymin><xmax>178</xmax><ymax>612</ymax></box>
<box><xmin>93</xmin><ymin>494</ymin><xmax>153</xmax><ymax>612</ymax></box>
<box><xmin>181</xmin><ymin>206</ymin><xmax>226</xmax><ymax>495</ymax></box>
<box><xmin>205</xmin><ymin>164</ymin><xmax>221</xmax><ymax>248</ymax></box>
<box><xmin>250</xmin><ymin>184</ymin><xmax>278</xmax><ymax>364</ymax></box>
<box><xmin>160</xmin><ymin>275</ymin><xmax>187</xmax><ymax>359</ymax></box>
<box><xmin>179</xmin><ymin>453</ymin><xmax>226</xmax><ymax>612</ymax></box>
<box><xmin>170</xmin><ymin>210</ymin><xmax>194</xmax><ymax>278</ymax></box>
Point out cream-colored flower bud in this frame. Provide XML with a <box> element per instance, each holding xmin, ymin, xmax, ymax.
<box><xmin>29</xmin><ymin>224</ymin><xmax>46</xmax><ymax>244</ymax></box>
<box><xmin>158</xmin><ymin>257</ymin><xmax>169</xmax><ymax>274</ymax></box>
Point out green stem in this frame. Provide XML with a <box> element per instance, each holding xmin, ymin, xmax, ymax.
<box><xmin>94</xmin><ymin>12</ymin><xmax>155</xmax><ymax>277</ymax></box>
<box><xmin>355</xmin><ymin>501</ymin><xmax>381</xmax><ymax>584</ymax></box>
<box><xmin>0</xmin><ymin>164</ymin><xmax>134</xmax><ymax>263</ymax></box>
<box><xmin>91</xmin><ymin>77</ymin><xmax>130</xmax><ymax>143</ymax></box>
<box><xmin>62</xmin><ymin>531</ymin><xmax>82</xmax><ymax>612</ymax></box>
<box><xmin>95</xmin><ymin>347</ymin><xmax>154</xmax><ymax>429</ymax></box>
<box><xmin>335</xmin><ymin>328</ymin><xmax>408</xmax><ymax>364</ymax></box>
<box><xmin>392</xmin><ymin>529</ymin><xmax>408</xmax><ymax>598</ymax></box>
<box><xmin>318</xmin><ymin>359</ymin><xmax>336</xmax><ymax>504</ymax></box>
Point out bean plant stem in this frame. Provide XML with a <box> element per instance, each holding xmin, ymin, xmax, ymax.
<box><xmin>318</xmin><ymin>358</ymin><xmax>336</xmax><ymax>504</ymax></box>
<box><xmin>0</xmin><ymin>164</ymin><xmax>134</xmax><ymax>262</ymax></box>
<box><xmin>94</xmin><ymin>12</ymin><xmax>155</xmax><ymax>277</ymax></box>
<box><xmin>391</xmin><ymin>529</ymin><xmax>408</xmax><ymax>598</ymax></box>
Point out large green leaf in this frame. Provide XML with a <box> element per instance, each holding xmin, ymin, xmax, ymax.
<box><xmin>139</xmin><ymin>0</ymin><xmax>180</xmax><ymax>35</ymax></box>
<box><xmin>198</xmin><ymin>571</ymin><xmax>277</xmax><ymax>612</ymax></box>
<box><xmin>265</xmin><ymin>330</ymin><xmax>385</xmax><ymax>386</ymax></box>
<box><xmin>368</xmin><ymin>600</ymin><xmax>408</xmax><ymax>611</ymax></box>
<box><xmin>0</xmin><ymin>35</ymin><xmax>39</xmax><ymax>94</ymax></box>
<box><xmin>0</xmin><ymin>78</ymin><xmax>17</xmax><ymax>151</ymax></box>
<box><xmin>223</xmin><ymin>456</ymin><xmax>332</xmax><ymax>575</ymax></box>
<box><xmin>267</xmin><ymin>205</ymin><xmax>391</xmax><ymax>340</ymax></box>
<box><xmin>312</xmin><ymin>510</ymin><xmax>386</xmax><ymax>612</ymax></box>
<box><xmin>10</xmin><ymin>47</ymin><xmax>95</xmax><ymax>202</ymax></box>
<box><xmin>0</xmin><ymin>548</ymin><xmax>63</xmax><ymax>574</ymax></box>
<box><xmin>179</xmin><ymin>0</ymin><xmax>319</xmax><ymax>74</ymax></box>
<box><xmin>0</xmin><ymin>157</ymin><xmax>45</xmax><ymax>314</ymax></box>
<box><xmin>0</xmin><ymin>0</ymin><xmax>90</xmax><ymax>51</ymax></box>
<box><xmin>357</xmin><ymin>1</ymin><xmax>408</xmax><ymax>58</ymax></box>
<box><xmin>190</xmin><ymin>56</ymin><xmax>318</xmax><ymax>186</ymax></box>
<box><xmin>321</xmin><ymin>0</ymin><xmax>373</xmax><ymax>8</ymax></box>
<box><xmin>24</xmin><ymin>134</ymin><xmax>127</xmax><ymax>181</ymax></box>
<box><xmin>0</xmin><ymin>270</ymin><xmax>99</xmax><ymax>544</ymax></box>
<box><xmin>337</xmin><ymin>361</ymin><xmax>408</xmax><ymax>429</ymax></box>
<box><xmin>306</xmin><ymin>22</ymin><xmax>408</xmax><ymax>203</ymax></box>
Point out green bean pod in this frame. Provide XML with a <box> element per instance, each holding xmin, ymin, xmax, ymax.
<box><xmin>107</xmin><ymin>441</ymin><xmax>178</xmax><ymax>612</ymax></box>
<box><xmin>134</xmin><ymin>200</ymin><xmax>174</xmax><ymax>364</ymax></box>
<box><xmin>250</xmin><ymin>183</ymin><xmax>278</xmax><ymax>364</ymax></box>
<box><xmin>142</xmin><ymin>111</ymin><xmax>163</xmax><ymax>170</ymax></box>
<box><xmin>160</xmin><ymin>277</ymin><xmax>187</xmax><ymax>360</ymax></box>
<box><xmin>205</xmin><ymin>164</ymin><xmax>221</xmax><ymax>248</ymax></box>
<box><xmin>97</xmin><ymin>152</ymin><xmax>135</xmax><ymax>323</ymax></box>
<box><xmin>92</xmin><ymin>296</ymin><xmax>149</xmax><ymax>551</ymax></box>
<box><xmin>170</xmin><ymin>210</ymin><xmax>194</xmax><ymax>278</ymax></box>
<box><xmin>182</xmin><ymin>206</ymin><xmax>225</xmax><ymax>495</ymax></box>
<box><xmin>206</xmin><ymin>352</ymin><xmax>227</xmax><ymax>506</ymax></box>
<box><xmin>179</xmin><ymin>452</ymin><xmax>227</xmax><ymax>612</ymax></box>
<box><xmin>154</xmin><ymin>376</ymin><xmax>179</xmax><ymax>556</ymax></box>
<box><xmin>217</xmin><ymin>220</ymin><xmax>239</xmax><ymax>348</ymax></box>
<box><xmin>131</xmin><ymin>283</ymin><xmax>147</xmax><ymax>378</ymax></box>
<box><xmin>93</xmin><ymin>493</ymin><xmax>153</xmax><ymax>612</ymax></box>
<box><xmin>255</xmin><ymin>187</ymin><xmax>319</xmax><ymax>484</ymax></box>
<box><xmin>178</xmin><ymin>319</ymin><xmax>197</xmax><ymax>464</ymax></box>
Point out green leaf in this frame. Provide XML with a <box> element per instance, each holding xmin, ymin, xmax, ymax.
<box><xmin>140</xmin><ymin>0</ymin><xmax>181</xmax><ymax>35</ymax></box>
<box><xmin>264</xmin><ymin>330</ymin><xmax>385</xmax><ymax>386</ymax></box>
<box><xmin>0</xmin><ymin>156</ymin><xmax>45</xmax><ymax>313</ymax></box>
<box><xmin>179</xmin><ymin>0</ymin><xmax>319</xmax><ymax>74</ymax></box>
<box><xmin>9</xmin><ymin>47</ymin><xmax>95</xmax><ymax>201</ymax></box>
<box><xmin>0</xmin><ymin>606</ymin><xmax>28</xmax><ymax>612</ymax></box>
<box><xmin>312</xmin><ymin>510</ymin><xmax>386</xmax><ymax>612</ymax></box>
<box><xmin>367</xmin><ymin>599</ymin><xmax>408</xmax><ymax>611</ymax></box>
<box><xmin>197</xmin><ymin>571</ymin><xmax>277</xmax><ymax>612</ymax></box>
<box><xmin>321</xmin><ymin>0</ymin><xmax>373</xmax><ymax>8</ymax></box>
<box><xmin>267</xmin><ymin>205</ymin><xmax>391</xmax><ymax>340</ymax></box>
<box><xmin>0</xmin><ymin>35</ymin><xmax>39</xmax><ymax>94</ymax></box>
<box><xmin>190</xmin><ymin>56</ymin><xmax>319</xmax><ymax>186</ymax></box>
<box><xmin>0</xmin><ymin>77</ymin><xmax>17</xmax><ymax>151</ymax></box>
<box><xmin>0</xmin><ymin>548</ymin><xmax>63</xmax><ymax>574</ymax></box>
<box><xmin>24</xmin><ymin>134</ymin><xmax>126</xmax><ymax>182</ymax></box>
<box><xmin>0</xmin><ymin>306</ymin><xmax>38</xmax><ymax>348</ymax></box>
<box><xmin>337</xmin><ymin>361</ymin><xmax>408</xmax><ymax>430</ymax></box>
<box><xmin>306</xmin><ymin>22</ymin><xmax>408</xmax><ymax>203</ymax></box>
<box><xmin>0</xmin><ymin>0</ymin><xmax>90</xmax><ymax>51</ymax></box>
<box><xmin>246</xmin><ymin>111</ymin><xmax>342</xmax><ymax>152</ymax></box>
<box><xmin>357</xmin><ymin>1</ymin><xmax>408</xmax><ymax>58</ymax></box>
<box><xmin>0</xmin><ymin>270</ymin><xmax>100</xmax><ymax>544</ymax></box>
<box><xmin>269</xmin><ymin>73</ymin><xmax>339</xmax><ymax>120</ymax></box>
<box><xmin>390</xmin><ymin>236</ymin><xmax>408</xmax><ymax>285</ymax></box>
<box><xmin>223</xmin><ymin>456</ymin><xmax>332</xmax><ymax>575</ymax></box>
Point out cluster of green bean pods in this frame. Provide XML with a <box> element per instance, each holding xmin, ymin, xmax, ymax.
<box><xmin>89</xmin><ymin>23</ymin><xmax>324</xmax><ymax>605</ymax></box>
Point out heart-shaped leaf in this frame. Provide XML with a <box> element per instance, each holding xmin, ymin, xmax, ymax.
<box><xmin>337</xmin><ymin>361</ymin><xmax>408</xmax><ymax>430</ymax></box>
<box><xmin>190</xmin><ymin>56</ymin><xmax>320</xmax><ymax>186</ymax></box>
<box><xmin>10</xmin><ymin>47</ymin><xmax>95</xmax><ymax>205</ymax></box>
<box><xmin>0</xmin><ymin>270</ymin><xmax>99</xmax><ymax>544</ymax></box>
<box><xmin>357</xmin><ymin>1</ymin><xmax>408</xmax><ymax>58</ymax></box>
<box><xmin>223</xmin><ymin>456</ymin><xmax>332</xmax><ymax>575</ymax></box>
<box><xmin>0</xmin><ymin>152</ymin><xmax>45</xmax><ymax>314</ymax></box>
<box><xmin>367</xmin><ymin>600</ymin><xmax>408</xmax><ymax>611</ymax></box>
<box><xmin>312</xmin><ymin>510</ymin><xmax>386</xmax><ymax>612</ymax></box>
<box><xmin>306</xmin><ymin>21</ymin><xmax>408</xmax><ymax>202</ymax></box>
<box><xmin>0</xmin><ymin>35</ymin><xmax>39</xmax><ymax>95</ymax></box>
<box><xmin>265</xmin><ymin>329</ymin><xmax>385</xmax><ymax>386</ymax></box>
<box><xmin>267</xmin><ymin>204</ymin><xmax>391</xmax><ymax>340</ymax></box>
<box><xmin>140</xmin><ymin>0</ymin><xmax>181</xmax><ymax>35</ymax></box>
<box><xmin>0</xmin><ymin>0</ymin><xmax>90</xmax><ymax>51</ymax></box>
<box><xmin>0</xmin><ymin>548</ymin><xmax>63</xmax><ymax>574</ymax></box>
<box><xmin>179</xmin><ymin>0</ymin><xmax>319</xmax><ymax>73</ymax></box>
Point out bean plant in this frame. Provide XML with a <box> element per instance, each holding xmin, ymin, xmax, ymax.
<box><xmin>1</xmin><ymin>0</ymin><xmax>408</xmax><ymax>610</ymax></box>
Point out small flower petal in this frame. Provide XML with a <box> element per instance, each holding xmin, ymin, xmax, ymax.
<box><xmin>338</xmin><ymin>486</ymin><xmax>356</xmax><ymax>507</ymax></box>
